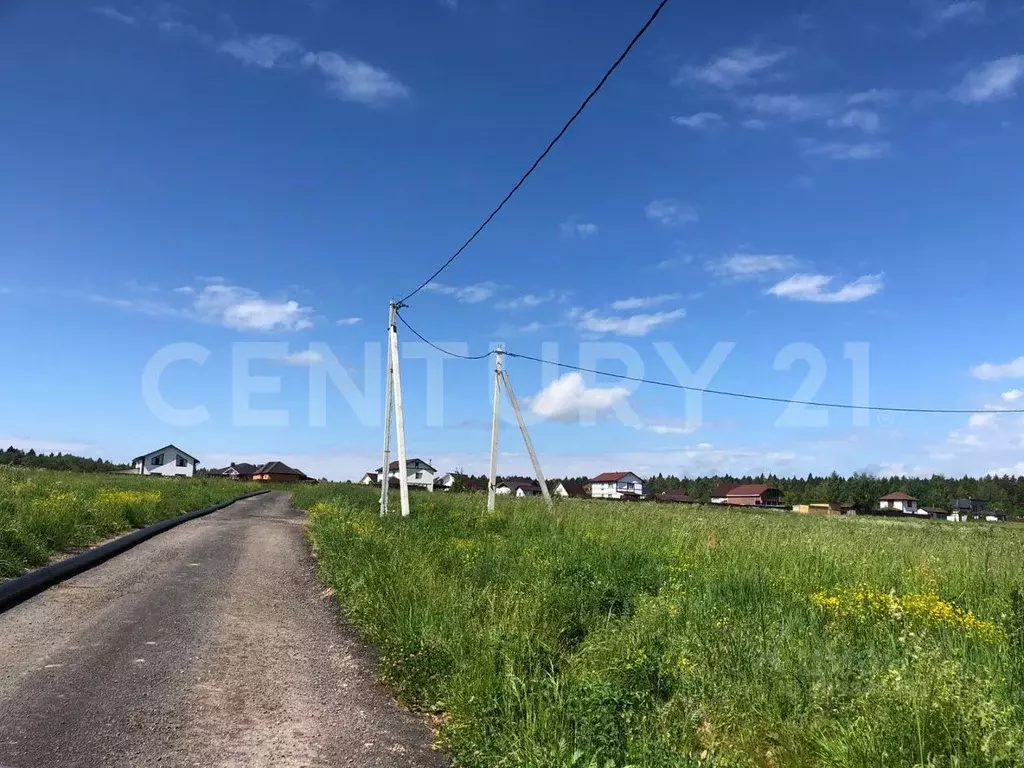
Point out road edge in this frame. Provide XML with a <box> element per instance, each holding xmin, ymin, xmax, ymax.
<box><xmin>0</xmin><ymin>490</ymin><xmax>270</xmax><ymax>615</ymax></box>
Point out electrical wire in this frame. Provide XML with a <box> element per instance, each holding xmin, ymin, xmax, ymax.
<box><xmin>396</xmin><ymin>311</ymin><xmax>1024</xmax><ymax>415</ymax></box>
<box><xmin>397</xmin><ymin>0</ymin><xmax>672</xmax><ymax>304</ymax></box>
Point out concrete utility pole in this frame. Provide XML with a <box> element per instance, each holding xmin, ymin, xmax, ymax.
<box><xmin>380</xmin><ymin>301</ymin><xmax>411</xmax><ymax>518</ymax></box>
<box><xmin>485</xmin><ymin>354</ymin><xmax>553</xmax><ymax>511</ymax></box>
<box><xmin>487</xmin><ymin>347</ymin><xmax>503</xmax><ymax>512</ymax></box>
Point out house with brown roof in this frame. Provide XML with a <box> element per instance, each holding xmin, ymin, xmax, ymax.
<box><xmin>879</xmin><ymin>492</ymin><xmax>919</xmax><ymax>515</ymax></box>
<box><xmin>553</xmin><ymin>481</ymin><xmax>588</xmax><ymax>499</ymax></box>
<box><xmin>252</xmin><ymin>461</ymin><xmax>308</xmax><ymax>483</ymax></box>
<box><xmin>654</xmin><ymin>490</ymin><xmax>696</xmax><ymax>504</ymax></box>
<box><xmin>725</xmin><ymin>484</ymin><xmax>782</xmax><ymax>507</ymax></box>
<box><xmin>711</xmin><ymin>483</ymin><xmax>737</xmax><ymax>504</ymax></box>
<box><xmin>589</xmin><ymin>471</ymin><xmax>645</xmax><ymax>499</ymax></box>
<box><xmin>496</xmin><ymin>479</ymin><xmax>543</xmax><ymax>497</ymax></box>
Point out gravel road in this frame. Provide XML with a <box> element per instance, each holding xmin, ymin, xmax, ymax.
<box><xmin>0</xmin><ymin>491</ymin><xmax>447</xmax><ymax>768</ymax></box>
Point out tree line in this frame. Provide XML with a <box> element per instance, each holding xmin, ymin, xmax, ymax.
<box><xmin>0</xmin><ymin>447</ymin><xmax>129</xmax><ymax>473</ymax></box>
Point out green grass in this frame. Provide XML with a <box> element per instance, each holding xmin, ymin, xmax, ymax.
<box><xmin>294</xmin><ymin>484</ymin><xmax>1024</xmax><ymax>768</ymax></box>
<box><xmin>0</xmin><ymin>467</ymin><xmax>260</xmax><ymax>578</ymax></box>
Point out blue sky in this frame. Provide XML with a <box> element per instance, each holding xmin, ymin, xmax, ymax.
<box><xmin>1</xmin><ymin>0</ymin><xmax>1023</xmax><ymax>480</ymax></box>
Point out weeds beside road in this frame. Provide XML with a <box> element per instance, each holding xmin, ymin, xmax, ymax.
<box><xmin>0</xmin><ymin>467</ymin><xmax>260</xmax><ymax>578</ymax></box>
<box><xmin>296</xmin><ymin>484</ymin><xmax>1024</xmax><ymax>768</ymax></box>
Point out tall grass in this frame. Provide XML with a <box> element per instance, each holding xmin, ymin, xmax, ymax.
<box><xmin>0</xmin><ymin>467</ymin><xmax>259</xmax><ymax>578</ymax></box>
<box><xmin>294</xmin><ymin>484</ymin><xmax>1024</xmax><ymax>767</ymax></box>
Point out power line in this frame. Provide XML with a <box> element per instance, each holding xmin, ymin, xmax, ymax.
<box><xmin>396</xmin><ymin>311</ymin><xmax>1024</xmax><ymax>415</ymax></box>
<box><xmin>397</xmin><ymin>0</ymin><xmax>673</xmax><ymax>304</ymax></box>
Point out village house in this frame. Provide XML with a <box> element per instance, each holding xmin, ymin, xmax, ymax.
<box><xmin>654</xmin><ymin>490</ymin><xmax>696</xmax><ymax>504</ymax></box>
<box><xmin>711</xmin><ymin>483</ymin><xmax>736</xmax><ymax>504</ymax></box>
<box><xmin>131</xmin><ymin>445</ymin><xmax>199</xmax><ymax>478</ymax></box>
<box><xmin>252</xmin><ymin>461</ymin><xmax>308</xmax><ymax>483</ymax></box>
<box><xmin>216</xmin><ymin>462</ymin><xmax>258</xmax><ymax>480</ymax></box>
<box><xmin>725</xmin><ymin>484</ymin><xmax>782</xmax><ymax>506</ymax></box>
<box><xmin>552</xmin><ymin>481</ymin><xmax>588</xmax><ymax>498</ymax></box>
<box><xmin>371</xmin><ymin>458</ymin><xmax>436</xmax><ymax>492</ymax></box>
<box><xmin>792</xmin><ymin>502</ymin><xmax>854</xmax><ymax>516</ymax></box>
<box><xmin>589</xmin><ymin>471</ymin><xmax>645</xmax><ymax>500</ymax></box>
<box><xmin>879</xmin><ymin>492</ymin><xmax>920</xmax><ymax>515</ymax></box>
<box><xmin>496</xmin><ymin>479</ymin><xmax>543</xmax><ymax>497</ymax></box>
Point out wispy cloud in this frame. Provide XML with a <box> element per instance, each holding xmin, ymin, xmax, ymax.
<box><xmin>951</xmin><ymin>55</ymin><xmax>1024</xmax><ymax>103</ymax></box>
<box><xmin>570</xmin><ymin>307</ymin><xmax>685</xmax><ymax>337</ymax></box>
<box><xmin>970</xmin><ymin>356</ymin><xmax>1024</xmax><ymax>380</ymax></box>
<box><xmin>336</xmin><ymin>317</ymin><xmax>363</xmax><ymax>326</ymax></box>
<box><xmin>1001</xmin><ymin>389</ymin><xmax>1023</xmax><ymax>402</ymax></box>
<box><xmin>93</xmin><ymin>5</ymin><xmax>137</xmax><ymax>24</ymax></box>
<box><xmin>926</xmin><ymin>0</ymin><xmax>986</xmax><ymax>27</ymax></box>
<box><xmin>90</xmin><ymin>281</ymin><xmax>315</xmax><ymax>331</ymax></box>
<box><xmin>802</xmin><ymin>140</ymin><xmax>890</xmax><ymax>160</ymax></box>
<box><xmin>645</xmin><ymin>199</ymin><xmax>698</xmax><ymax>227</ymax></box>
<box><xmin>559</xmin><ymin>217</ymin><xmax>597</xmax><ymax>239</ymax></box>
<box><xmin>678</xmin><ymin>46</ymin><xmax>790</xmax><ymax>89</ymax></box>
<box><xmin>847</xmin><ymin>89</ymin><xmax>900</xmax><ymax>106</ymax></box>
<box><xmin>766</xmin><ymin>273</ymin><xmax>884</xmax><ymax>303</ymax></box>
<box><xmin>530</xmin><ymin>372</ymin><xmax>630</xmax><ymax>422</ymax></box>
<box><xmin>827</xmin><ymin>108</ymin><xmax>882</xmax><ymax>133</ymax></box>
<box><xmin>497</xmin><ymin>292</ymin><xmax>554</xmax><ymax>310</ymax></box>
<box><xmin>709</xmin><ymin>253</ymin><xmax>797</xmax><ymax>280</ymax></box>
<box><xmin>610</xmin><ymin>294</ymin><xmax>680</xmax><ymax>311</ymax></box>
<box><xmin>301</xmin><ymin>51</ymin><xmax>410</xmax><ymax>105</ymax></box>
<box><xmin>671</xmin><ymin>112</ymin><xmax>724</xmax><ymax>130</ymax></box>
<box><xmin>278</xmin><ymin>350</ymin><xmax>324</xmax><ymax>366</ymax></box>
<box><xmin>219</xmin><ymin>35</ymin><xmax>303</xmax><ymax>68</ymax></box>
<box><xmin>741</xmin><ymin>118</ymin><xmax>767</xmax><ymax>130</ymax></box>
<box><xmin>739</xmin><ymin>93</ymin><xmax>834</xmax><ymax>121</ymax></box>
<box><xmin>422</xmin><ymin>281</ymin><xmax>497</xmax><ymax>304</ymax></box>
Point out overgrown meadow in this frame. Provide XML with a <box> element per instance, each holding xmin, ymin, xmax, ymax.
<box><xmin>0</xmin><ymin>467</ymin><xmax>259</xmax><ymax>578</ymax></box>
<box><xmin>294</xmin><ymin>484</ymin><xmax>1024</xmax><ymax>768</ymax></box>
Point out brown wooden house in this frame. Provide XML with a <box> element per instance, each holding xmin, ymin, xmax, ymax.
<box><xmin>725</xmin><ymin>484</ymin><xmax>782</xmax><ymax>506</ymax></box>
<box><xmin>252</xmin><ymin>461</ymin><xmax>308</xmax><ymax>483</ymax></box>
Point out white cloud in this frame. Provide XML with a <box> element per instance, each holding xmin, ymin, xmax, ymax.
<box><xmin>967</xmin><ymin>411</ymin><xmax>1000</xmax><ymax>428</ymax></box>
<box><xmin>645</xmin><ymin>199</ymin><xmax>698</xmax><ymax>227</ymax></box>
<box><xmin>193</xmin><ymin>284</ymin><xmax>315</xmax><ymax>331</ymax></box>
<box><xmin>610</xmin><ymin>294</ymin><xmax>680</xmax><ymax>311</ymax></box>
<box><xmin>422</xmin><ymin>281</ymin><xmax>497</xmax><ymax>304</ymax></box>
<box><xmin>571</xmin><ymin>308</ymin><xmax>685</xmax><ymax>337</ymax></box>
<box><xmin>93</xmin><ymin>6</ymin><xmax>137</xmax><ymax>24</ymax></box>
<box><xmin>301</xmin><ymin>51</ymin><xmax>409</xmax><ymax>105</ymax></box>
<box><xmin>278</xmin><ymin>350</ymin><xmax>324</xmax><ymax>366</ymax></box>
<box><xmin>802</xmin><ymin>141</ymin><xmax>890</xmax><ymax>160</ymax></box>
<box><xmin>847</xmin><ymin>89</ymin><xmax>900</xmax><ymax>106</ymax></box>
<box><xmin>679</xmin><ymin>47</ymin><xmax>790</xmax><ymax>89</ymax></box>
<box><xmin>952</xmin><ymin>55</ymin><xmax>1024</xmax><ymax>103</ymax></box>
<box><xmin>989</xmin><ymin>461</ymin><xmax>1024</xmax><ymax>476</ymax></box>
<box><xmin>827</xmin><ymin>108</ymin><xmax>882</xmax><ymax>133</ymax></box>
<box><xmin>336</xmin><ymin>317</ymin><xmax>363</xmax><ymax>326</ymax></box>
<box><xmin>559</xmin><ymin>217</ymin><xmax>597</xmax><ymax>238</ymax></box>
<box><xmin>219</xmin><ymin>35</ymin><xmax>303</xmax><ymax>68</ymax></box>
<box><xmin>970</xmin><ymin>356</ymin><xmax>1024</xmax><ymax>380</ymax></box>
<box><xmin>497</xmin><ymin>292</ymin><xmax>554</xmax><ymax>310</ymax></box>
<box><xmin>671</xmin><ymin>112</ymin><xmax>724</xmax><ymax>129</ymax></box>
<box><xmin>638</xmin><ymin>423</ymin><xmax>698</xmax><ymax>436</ymax></box>
<box><xmin>530</xmin><ymin>372</ymin><xmax>630</xmax><ymax>422</ymax></box>
<box><xmin>766</xmin><ymin>273</ymin><xmax>884</xmax><ymax>303</ymax></box>
<box><xmin>1001</xmin><ymin>389</ymin><xmax>1023</xmax><ymax>402</ymax></box>
<box><xmin>740</xmin><ymin>93</ymin><xmax>834</xmax><ymax>121</ymax></box>
<box><xmin>929</xmin><ymin>1</ymin><xmax>986</xmax><ymax>25</ymax></box>
<box><xmin>709</xmin><ymin>253</ymin><xmax>797</xmax><ymax>279</ymax></box>
<box><xmin>741</xmin><ymin>118</ymin><xmax>767</xmax><ymax>129</ymax></box>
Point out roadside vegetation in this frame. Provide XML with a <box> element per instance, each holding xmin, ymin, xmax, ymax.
<box><xmin>0</xmin><ymin>467</ymin><xmax>259</xmax><ymax>578</ymax></box>
<box><xmin>295</xmin><ymin>483</ymin><xmax>1024</xmax><ymax>768</ymax></box>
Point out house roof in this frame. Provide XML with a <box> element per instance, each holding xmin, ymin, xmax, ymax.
<box><xmin>921</xmin><ymin>507</ymin><xmax>947</xmax><ymax>514</ymax></box>
<box><xmin>727</xmin><ymin>484</ymin><xmax>777</xmax><ymax>497</ymax></box>
<box><xmin>375</xmin><ymin>458</ymin><xmax>436</xmax><ymax>473</ymax></box>
<box><xmin>711</xmin><ymin>483</ymin><xmax>737</xmax><ymax>497</ymax></box>
<box><xmin>558</xmin><ymin>481</ymin><xmax>588</xmax><ymax>497</ymax></box>
<box><xmin>590</xmin><ymin>471</ymin><xmax>640</xmax><ymax>483</ymax></box>
<box><xmin>224</xmin><ymin>462</ymin><xmax>258</xmax><ymax>475</ymax></box>
<box><xmin>256</xmin><ymin>461</ymin><xmax>306</xmax><ymax>477</ymax></box>
<box><xmin>132</xmin><ymin>444</ymin><xmax>199</xmax><ymax>464</ymax></box>
<box><xmin>362</xmin><ymin>472</ymin><xmax>380</xmax><ymax>481</ymax></box>
<box><xmin>880</xmin><ymin>492</ymin><xmax>917</xmax><ymax>501</ymax></box>
<box><xmin>500</xmin><ymin>479</ymin><xmax>541</xmax><ymax>491</ymax></box>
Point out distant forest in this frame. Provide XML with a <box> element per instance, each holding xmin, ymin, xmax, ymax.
<box><xmin>0</xmin><ymin>447</ymin><xmax>129</xmax><ymax>473</ymax></box>
<box><xmin>457</xmin><ymin>471</ymin><xmax>1024</xmax><ymax>514</ymax></box>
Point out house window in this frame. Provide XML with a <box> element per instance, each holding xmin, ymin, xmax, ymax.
<box><xmin>176</xmin><ymin>454</ymin><xmax>188</xmax><ymax>467</ymax></box>
<box><xmin>151</xmin><ymin>454</ymin><xmax>164</xmax><ymax>465</ymax></box>
<box><xmin>415</xmin><ymin>471</ymin><xmax>423</xmax><ymax>479</ymax></box>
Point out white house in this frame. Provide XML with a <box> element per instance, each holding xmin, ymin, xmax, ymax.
<box><xmin>374</xmin><ymin>458</ymin><xmax>436</xmax><ymax>492</ymax></box>
<box><xmin>496</xmin><ymin>480</ymin><xmax>542</xmax><ymax>497</ymax></box>
<box><xmin>552</xmin><ymin>481</ymin><xmax>587</xmax><ymax>498</ymax></box>
<box><xmin>359</xmin><ymin>472</ymin><xmax>380</xmax><ymax>486</ymax></box>
<box><xmin>435</xmin><ymin>472</ymin><xmax>459</xmax><ymax>491</ymax></box>
<box><xmin>131</xmin><ymin>445</ymin><xmax>199</xmax><ymax>477</ymax></box>
<box><xmin>589</xmin><ymin>472</ymin><xmax>645</xmax><ymax>500</ymax></box>
<box><xmin>879</xmin><ymin>492</ymin><xmax>921</xmax><ymax>515</ymax></box>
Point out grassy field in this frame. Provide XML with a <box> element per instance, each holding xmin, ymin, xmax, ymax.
<box><xmin>0</xmin><ymin>467</ymin><xmax>260</xmax><ymax>579</ymax></box>
<box><xmin>294</xmin><ymin>484</ymin><xmax>1024</xmax><ymax>768</ymax></box>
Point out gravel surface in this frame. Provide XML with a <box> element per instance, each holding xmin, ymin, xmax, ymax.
<box><xmin>0</xmin><ymin>491</ymin><xmax>447</xmax><ymax>768</ymax></box>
